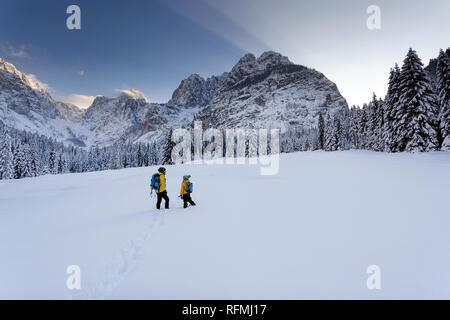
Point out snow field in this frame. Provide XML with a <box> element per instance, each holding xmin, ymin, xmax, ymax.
<box><xmin>0</xmin><ymin>151</ymin><xmax>449</xmax><ymax>299</ymax></box>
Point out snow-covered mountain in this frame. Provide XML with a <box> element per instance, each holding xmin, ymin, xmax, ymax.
<box><xmin>80</xmin><ymin>90</ymin><xmax>153</xmax><ymax>146</ymax></box>
<box><xmin>79</xmin><ymin>89</ymin><xmax>201</xmax><ymax>146</ymax></box>
<box><xmin>197</xmin><ymin>51</ymin><xmax>347</xmax><ymax>131</ymax></box>
<box><xmin>0</xmin><ymin>51</ymin><xmax>349</xmax><ymax>147</ymax></box>
<box><xmin>0</xmin><ymin>58</ymin><xmax>86</xmax><ymax>146</ymax></box>
<box><xmin>55</xmin><ymin>101</ymin><xmax>85</xmax><ymax>122</ymax></box>
<box><xmin>169</xmin><ymin>73</ymin><xmax>227</xmax><ymax>107</ymax></box>
<box><xmin>0</xmin><ymin>58</ymin><xmax>49</xmax><ymax>95</ymax></box>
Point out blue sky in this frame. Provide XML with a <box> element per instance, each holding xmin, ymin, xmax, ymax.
<box><xmin>1</xmin><ymin>0</ymin><xmax>449</xmax><ymax>108</ymax></box>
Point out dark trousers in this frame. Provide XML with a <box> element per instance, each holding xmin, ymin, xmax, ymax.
<box><xmin>156</xmin><ymin>191</ymin><xmax>169</xmax><ymax>209</ymax></box>
<box><xmin>182</xmin><ymin>193</ymin><xmax>196</xmax><ymax>208</ymax></box>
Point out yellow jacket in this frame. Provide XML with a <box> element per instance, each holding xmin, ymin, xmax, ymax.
<box><xmin>156</xmin><ymin>172</ymin><xmax>166</xmax><ymax>193</ymax></box>
<box><xmin>180</xmin><ymin>180</ymin><xmax>190</xmax><ymax>195</ymax></box>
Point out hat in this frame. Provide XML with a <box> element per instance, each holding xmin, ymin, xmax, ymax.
<box><xmin>183</xmin><ymin>175</ymin><xmax>191</xmax><ymax>180</ymax></box>
<box><xmin>158</xmin><ymin>167</ymin><xmax>166</xmax><ymax>173</ymax></box>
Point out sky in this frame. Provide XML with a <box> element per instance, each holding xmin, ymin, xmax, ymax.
<box><xmin>0</xmin><ymin>0</ymin><xmax>449</xmax><ymax>109</ymax></box>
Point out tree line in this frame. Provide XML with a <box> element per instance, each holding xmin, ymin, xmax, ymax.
<box><xmin>1</xmin><ymin>48</ymin><xmax>449</xmax><ymax>180</ymax></box>
<box><xmin>280</xmin><ymin>48</ymin><xmax>450</xmax><ymax>153</ymax></box>
<box><xmin>0</xmin><ymin>125</ymin><xmax>163</xmax><ymax>180</ymax></box>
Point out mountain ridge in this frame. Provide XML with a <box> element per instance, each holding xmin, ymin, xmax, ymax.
<box><xmin>0</xmin><ymin>51</ymin><xmax>351</xmax><ymax>147</ymax></box>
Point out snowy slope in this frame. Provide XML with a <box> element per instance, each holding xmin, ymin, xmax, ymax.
<box><xmin>0</xmin><ymin>59</ymin><xmax>87</xmax><ymax>146</ymax></box>
<box><xmin>80</xmin><ymin>90</ymin><xmax>203</xmax><ymax>147</ymax></box>
<box><xmin>1</xmin><ymin>151</ymin><xmax>449</xmax><ymax>299</ymax></box>
<box><xmin>55</xmin><ymin>101</ymin><xmax>85</xmax><ymax>122</ymax></box>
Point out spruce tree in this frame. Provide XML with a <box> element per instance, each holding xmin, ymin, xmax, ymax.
<box><xmin>383</xmin><ymin>65</ymin><xmax>401</xmax><ymax>152</ymax></box>
<box><xmin>28</xmin><ymin>141</ymin><xmax>40</xmax><ymax>177</ymax></box>
<box><xmin>143</xmin><ymin>144</ymin><xmax>150</xmax><ymax>167</ymax></box>
<box><xmin>21</xmin><ymin>144</ymin><xmax>32</xmax><ymax>178</ymax></box>
<box><xmin>348</xmin><ymin>107</ymin><xmax>359</xmax><ymax>149</ymax></box>
<box><xmin>162</xmin><ymin>130</ymin><xmax>175</xmax><ymax>165</ymax></box>
<box><xmin>367</xmin><ymin>93</ymin><xmax>384</xmax><ymax>151</ymax></box>
<box><xmin>317</xmin><ymin>112</ymin><xmax>325</xmax><ymax>150</ymax></box>
<box><xmin>324</xmin><ymin>114</ymin><xmax>332</xmax><ymax>151</ymax></box>
<box><xmin>358</xmin><ymin>105</ymin><xmax>369</xmax><ymax>149</ymax></box>
<box><xmin>332</xmin><ymin>115</ymin><xmax>342</xmax><ymax>151</ymax></box>
<box><xmin>0</xmin><ymin>128</ymin><xmax>14</xmax><ymax>179</ymax></box>
<box><xmin>436</xmin><ymin>49</ymin><xmax>450</xmax><ymax>150</ymax></box>
<box><xmin>396</xmin><ymin>48</ymin><xmax>439</xmax><ymax>152</ymax></box>
<box><xmin>375</xmin><ymin>98</ymin><xmax>385</xmax><ymax>151</ymax></box>
<box><xmin>57</xmin><ymin>154</ymin><xmax>66</xmax><ymax>174</ymax></box>
<box><xmin>149</xmin><ymin>143</ymin><xmax>158</xmax><ymax>165</ymax></box>
<box><xmin>13</xmin><ymin>141</ymin><xmax>27</xmax><ymax>179</ymax></box>
<box><xmin>48</xmin><ymin>149</ymin><xmax>57</xmax><ymax>174</ymax></box>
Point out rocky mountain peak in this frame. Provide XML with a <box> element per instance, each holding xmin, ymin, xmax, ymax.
<box><xmin>169</xmin><ymin>73</ymin><xmax>225</xmax><ymax>107</ymax></box>
<box><xmin>118</xmin><ymin>88</ymin><xmax>149</xmax><ymax>102</ymax></box>
<box><xmin>0</xmin><ymin>58</ymin><xmax>49</xmax><ymax>95</ymax></box>
<box><xmin>91</xmin><ymin>95</ymin><xmax>108</xmax><ymax>106</ymax></box>
<box><xmin>0</xmin><ymin>52</ymin><xmax>348</xmax><ymax>148</ymax></box>
<box><xmin>227</xmin><ymin>51</ymin><xmax>292</xmax><ymax>79</ymax></box>
<box><xmin>198</xmin><ymin>51</ymin><xmax>347</xmax><ymax>131</ymax></box>
<box><xmin>256</xmin><ymin>51</ymin><xmax>292</xmax><ymax>69</ymax></box>
<box><xmin>229</xmin><ymin>53</ymin><xmax>258</xmax><ymax>77</ymax></box>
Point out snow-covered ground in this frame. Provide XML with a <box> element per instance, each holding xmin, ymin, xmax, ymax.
<box><xmin>0</xmin><ymin>151</ymin><xmax>449</xmax><ymax>299</ymax></box>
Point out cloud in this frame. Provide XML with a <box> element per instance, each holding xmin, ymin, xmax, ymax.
<box><xmin>0</xmin><ymin>43</ymin><xmax>31</xmax><ymax>59</ymax></box>
<box><xmin>77</xmin><ymin>70</ymin><xmax>85</xmax><ymax>76</ymax></box>
<box><xmin>10</xmin><ymin>45</ymin><xmax>30</xmax><ymax>59</ymax></box>
<box><xmin>57</xmin><ymin>94</ymin><xmax>97</xmax><ymax>109</ymax></box>
<box><xmin>26</xmin><ymin>74</ymin><xmax>51</xmax><ymax>93</ymax></box>
<box><xmin>115</xmin><ymin>88</ymin><xmax>149</xmax><ymax>102</ymax></box>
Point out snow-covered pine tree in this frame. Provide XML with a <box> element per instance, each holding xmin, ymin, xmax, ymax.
<box><xmin>331</xmin><ymin>115</ymin><xmax>342</xmax><ymax>151</ymax></box>
<box><xmin>13</xmin><ymin>141</ymin><xmax>27</xmax><ymax>179</ymax></box>
<box><xmin>148</xmin><ymin>142</ymin><xmax>158</xmax><ymax>165</ymax></box>
<box><xmin>22</xmin><ymin>144</ymin><xmax>33</xmax><ymax>178</ymax></box>
<box><xmin>348</xmin><ymin>106</ymin><xmax>359</xmax><ymax>149</ymax></box>
<box><xmin>366</xmin><ymin>93</ymin><xmax>383</xmax><ymax>151</ymax></box>
<box><xmin>396</xmin><ymin>48</ymin><xmax>439</xmax><ymax>152</ymax></box>
<box><xmin>358</xmin><ymin>104</ymin><xmax>369</xmax><ymax>149</ymax></box>
<box><xmin>0</xmin><ymin>128</ymin><xmax>14</xmax><ymax>179</ymax></box>
<box><xmin>143</xmin><ymin>144</ymin><xmax>150</xmax><ymax>167</ymax></box>
<box><xmin>324</xmin><ymin>113</ymin><xmax>332</xmax><ymax>151</ymax></box>
<box><xmin>436</xmin><ymin>49</ymin><xmax>450</xmax><ymax>150</ymax></box>
<box><xmin>339</xmin><ymin>108</ymin><xmax>351</xmax><ymax>150</ymax></box>
<box><xmin>28</xmin><ymin>146</ymin><xmax>39</xmax><ymax>177</ymax></box>
<box><xmin>100</xmin><ymin>147</ymin><xmax>111</xmax><ymax>170</ymax></box>
<box><xmin>162</xmin><ymin>130</ymin><xmax>175</xmax><ymax>165</ymax></box>
<box><xmin>136</xmin><ymin>144</ymin><xmax>143</xmax><ymax>167</ymax></box>
<box><xmin>317</xmin><ymin>112</ymin><xmax>325</xmax><ymax>150</ymax></box>
<box><xmin>125</xmin><ymin>143</ymin><xmax>134</xmax><ymax>168</ymax></box>
<box><xmin>110</xmin><ymin>142</ymin><xmax>123</xmax><ymax>170</ymax></box>
<box><xmin>383</xmin><ymin>65</ymin><xmax>401</xmax><ymax>152</ymax></box>
<box><xmin>375</xmin><ymin>98</ymin><xmax>385</xmax><ymax>151</ymax></box>
<box><xmin>87</xmin><ymin>146</ymin><xmax>101</xmax><ymax>171</ymax></box>
<box><xmin>57</xmin><ymin>153</ymin><xmax>67</xmax><ymax>174</ymax></box>
<box><xmin>324</xmin><ymin>114</ymin><xmax>341</xmax><ymax>151</ymax></box>
<box><xmin>366</xmin><ymin>100</ymin><xmax>375</xmax><ymax>150</ymax></box>
<box><xmin>280</xmin><ymin>129</ymin><xmax>295</xmax><ymax>153</ymax></box>
<box><xmin>48</xmin><ymin>148</ymin><xmax>57</xmax><ymax>174</ymax></box>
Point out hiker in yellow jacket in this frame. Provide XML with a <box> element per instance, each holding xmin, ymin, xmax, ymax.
<box><xmin>179</xmin><ymin>175</ymin><xmax>196</xmax><ymax>208</ymax></box>
<box><xmin>151</xmin><ymin>167</ymin><xmax>169</xmax><ymax>210</ymax></box>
